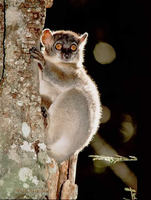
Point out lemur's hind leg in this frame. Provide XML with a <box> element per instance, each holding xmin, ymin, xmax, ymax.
<box><xmin>46</xmin><ymin>88</ymin><xmax>90</xmax><ymax>163</ymax></box>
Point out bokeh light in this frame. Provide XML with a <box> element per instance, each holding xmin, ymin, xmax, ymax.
<box><xmin>93</xmin><ymin>159</ymin><xmax>107</xmax><ymax>174</ymax></box>
<box><xmin>120</xmin><ymin>114</ymin><xmax>136</xmax><ymax>142</ymax></box>
<box><xmin>101</xmin><ymin>105</ymin><xmax>111</xmax><ymax>123</ymax></box>
<box><xmin>93</xmin><ymin>42</ymin><xmax>116</xmax><ymax>64</ymax></box>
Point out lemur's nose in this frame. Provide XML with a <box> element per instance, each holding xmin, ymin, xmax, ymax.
<box><xmin>64</xmin><ymin>53</ymin><xmax>69</xmax><ymax>59</ymax></box>
<box><xmin>62</xmin><ymin>48</ymin><xmax>70</xmax><ymax>59</ymax></box>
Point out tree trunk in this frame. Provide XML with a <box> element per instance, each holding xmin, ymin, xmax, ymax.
<box><xmin>0</xmin><ymin>0</ymin><xmax>78</xmax><ymax>199</ymax></box>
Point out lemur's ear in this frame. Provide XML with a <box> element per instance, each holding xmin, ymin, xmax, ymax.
<box><xmin>79</xmin><ymin>32</ymin><xmax>88</xmax><ymax>44</ymax></box>
<box><xmin>41</xmin><ymin>29</ymin><xmax>53</xmax><ymax>46</ymax></box>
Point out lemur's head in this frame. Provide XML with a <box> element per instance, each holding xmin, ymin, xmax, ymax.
<box><xmin>41</xmin><ymin>29</ymin><xmax>88</xmax><ymax>65</ymax></box>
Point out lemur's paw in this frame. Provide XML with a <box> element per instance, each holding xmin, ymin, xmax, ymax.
<box><xmin>29</xmin><ymin>47</ymin><xmax>45</xmax><ymax>66</ymax></box>
<box><xmin>29</xmin><ymin>47</ymin><xmax>37</xmax><ymax>53</ymax></box>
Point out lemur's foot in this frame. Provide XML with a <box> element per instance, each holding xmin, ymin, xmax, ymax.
<box><xmin>41</xmin><ymin>106</ymin><xmax>48</xmax><ymax>128</ymax></box>
<box><xmin>29</xmin><ymin>47</ymin><xmax>45</xmax><ymax>68</ymax></box>
<box><xmin>41</xmin><ymin>106</ymin><xmax>48</xmax><ymax>118</ymax></box>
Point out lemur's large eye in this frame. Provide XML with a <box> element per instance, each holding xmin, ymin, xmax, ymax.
<box><xmin>70</xmin><ymin>44</ymin><xmax>77</xmax><ymax>51</ymax></box>
<box><xmin>55</xmin><ymin>43</ymin><xmax>62</xmax><ymax>50</ymax></box>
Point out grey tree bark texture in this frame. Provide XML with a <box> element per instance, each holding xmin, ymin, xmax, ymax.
<box><xmin>0</xmin><ymin>0</ymin><xmax>78</xmax><ymax>199</ymax></box>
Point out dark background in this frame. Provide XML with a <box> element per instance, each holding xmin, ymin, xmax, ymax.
<box><xmin>45</xmin><ymin>0</ymin><xmax>146</xmax><ymax>199</ymax></box>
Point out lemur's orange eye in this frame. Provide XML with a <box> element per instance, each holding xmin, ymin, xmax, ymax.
<box><xmin>70</xmin><ymin>44</ymin><xmax>77</xmax><ymax>51</ymax></box>
<box><xmin>55</xmin><ymin>43</ymin><xmax>62</xmax><ymax>50</ymax></box>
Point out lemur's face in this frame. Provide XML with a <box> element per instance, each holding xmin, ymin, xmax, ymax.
<box><xmin>52</xmin><ymin>33</ymin><xmax>79</xmax><ymax>62</ymax></box>
<box><xmin>41</xmin><ymin>29</ymin><xmax>88</xmax><ymax>64</ymax></box>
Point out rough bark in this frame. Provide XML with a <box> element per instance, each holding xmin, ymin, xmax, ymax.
<box><xmin>0</xmin><ymin>1</ymin><xmax>4</xmax><ymax>80</ymax></box>
<box><xmin>0</xmin><ymin>0</ymin><xmax>49</xmax><ymax>198</ymax></box>
<box><xmin>0</xmin><ymin>0</ymin><xmax>78</xmax><ymax>199</ymax></box>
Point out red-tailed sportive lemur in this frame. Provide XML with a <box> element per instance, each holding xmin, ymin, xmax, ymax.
<box><xmin>30</xmin><ymin>29</ymin><xmax>102</xmax><ymax>163</ymax></box>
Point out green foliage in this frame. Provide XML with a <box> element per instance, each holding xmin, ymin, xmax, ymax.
<box><xmin>89</xmin><ymin>155</ymin><xmax>137</xmax><ymax>164</ymax></box>
<box><xmin>123</xmin><ymin>187</ymin><xmax>137</xmax><ymax>200</ymax></box>
<box><xmin>90</xmin><ymin>155</ymin><xmax>137</xmax><ymax>200</ymax></box>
